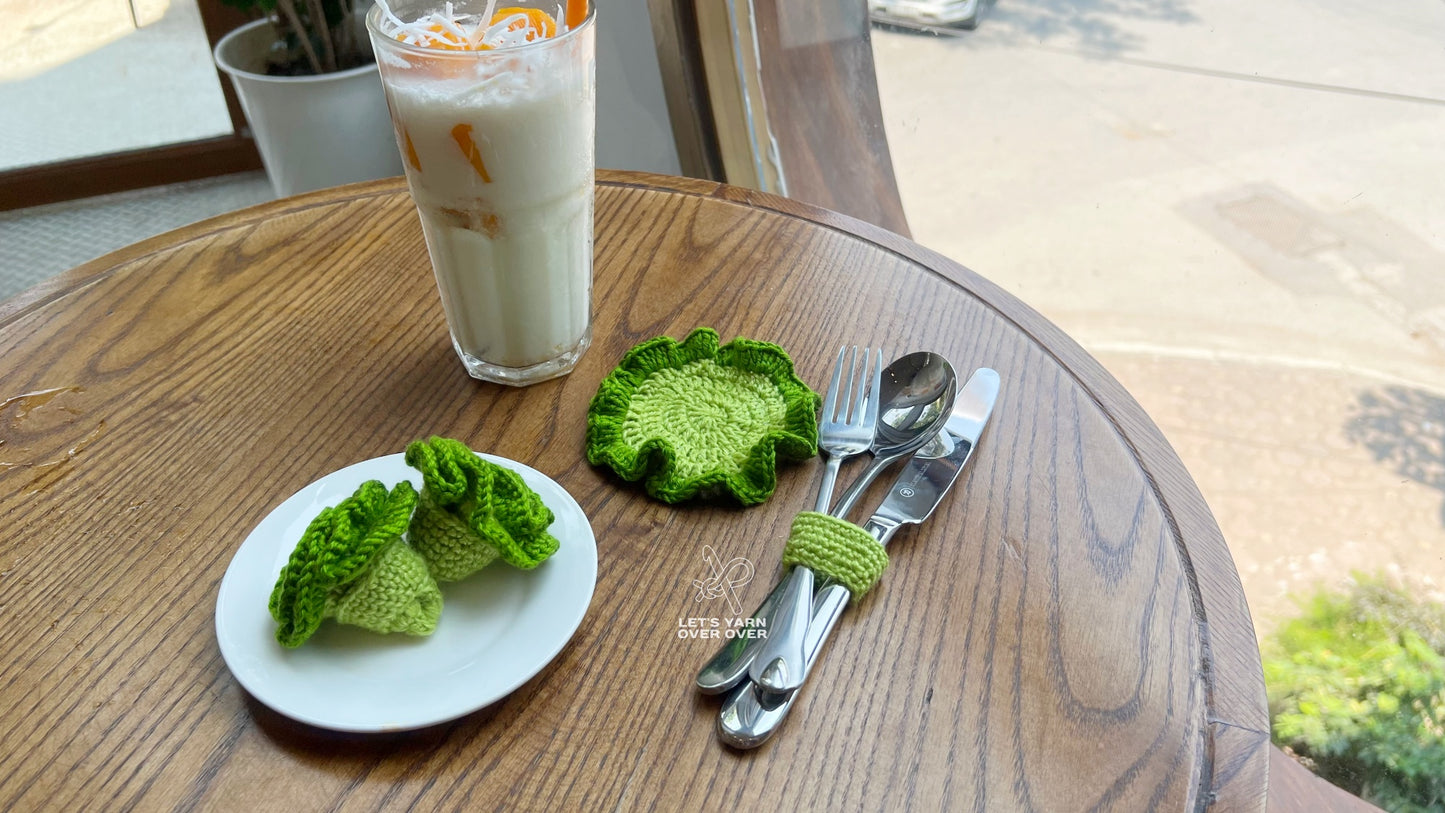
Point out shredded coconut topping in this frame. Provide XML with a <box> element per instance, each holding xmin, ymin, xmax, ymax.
<box><xmin>373</xmin><ymin>0</ymin><xmax>577</xmax><ymax>50</ymax></box>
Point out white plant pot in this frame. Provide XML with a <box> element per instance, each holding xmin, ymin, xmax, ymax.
<box><xmin>214</xmin><ymin>18</ymin><xmax>402</xmax><ymax>198</ymax></box>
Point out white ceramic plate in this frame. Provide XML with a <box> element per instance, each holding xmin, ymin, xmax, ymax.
<box><xmin>215</xmin><ymin>452</ymin><xmax>596</xmax><ymax>733</ymax></box>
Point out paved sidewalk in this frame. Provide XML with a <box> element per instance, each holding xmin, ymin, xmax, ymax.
<box><xmin>0</xmin><ymin>0</ymin><xmax>232</xmax><ymax>170</ymax></box>
<box><xmin>873</xmin><ymin>0</ymin><xmax>1445</xmax><ymax>633</ymax></box>
<box><xmin>1103</xmin><ymin>353</ymin><xmax>1445</xmax><ymax>627</ymax></box>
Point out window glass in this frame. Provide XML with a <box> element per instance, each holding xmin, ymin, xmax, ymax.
<box><xmin>872</xmin><ymin>0</ymin><xmax>1445</xmax><ymax>630</ymax></box>
<box><xmin>0</xmin><ymin>0</ymin><xmax>233</xmax><ymax>170</ymax></box>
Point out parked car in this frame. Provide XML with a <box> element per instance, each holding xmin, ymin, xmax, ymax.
<box><xmin>869</xmin><ymin>0</ymin><xmax>990</xmax><ymax>30</ymax></box>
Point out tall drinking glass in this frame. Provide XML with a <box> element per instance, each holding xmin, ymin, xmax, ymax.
<box><xmin>367</xmin><ymin>1</ymin><xmax>596</xmax><ymax>385</ymax></box>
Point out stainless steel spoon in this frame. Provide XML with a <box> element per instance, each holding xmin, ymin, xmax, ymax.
<box><xmin>748</xmin><ymin>352</ymin><xmax>956</xmax><ymax>696</ymax></box>
<box><xmin>826</xmin><ymin>351</ymin><xmax>957</xmax><ymax>521</ymax></box>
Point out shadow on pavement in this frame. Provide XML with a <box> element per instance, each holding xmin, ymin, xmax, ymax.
<box><xmin>977</xmin><ymin>0</ymin><xmax>1198</xmax><ymax>54</ymax></box>
<box><xmin>1347</xmin><ymin>386</ymin><xmax>1445</xmax><ymax>526</ymax></box>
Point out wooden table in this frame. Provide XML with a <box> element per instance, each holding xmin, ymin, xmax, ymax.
<box><xmin>0</xmin><ymin>171</ymin><xmax>1270</xmax><ymax>810</ymax></box>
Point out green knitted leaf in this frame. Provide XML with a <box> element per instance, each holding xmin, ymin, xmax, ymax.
<box><xmin>268</xmin><ymin>479</ymin><xmax>441</xmax><ymax>647</ymax></box>
<box><xmin>326</xmin><ymin>539</ymin><xmax>442</xmax><ymax>637</ymax></box>
<box><xmin>405</xmin><ymin>437</ymin><xmax>560</xmax><ymax>576</ymax></box>
<box><xmin>585</xmin><ymin>327</ymin><xmax>821</xmax><ymax>506</ymax></box>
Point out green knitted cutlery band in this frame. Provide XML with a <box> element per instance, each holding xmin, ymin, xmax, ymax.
<box><xmin>405</xmin><ymin>436</ymin><xmax>559</xmax><ymax>575</ymax></box>
<box><xmin>268</xmin><ymin>479</ymin><xmax>441</xmax><ymax>647</ymax></box>
<box><xmin>781</xmin><ymin>511</ymin><xmax>889</xmax><ymax>602</ymax></box>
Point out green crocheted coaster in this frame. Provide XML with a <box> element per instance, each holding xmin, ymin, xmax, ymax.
<box><xmin>268</xmin><ymin>479</ymin><xmax>442</xmax><ymax>648</ymax></box>
<box><xmin>585</xmin><ymin>327</ymin><xmax>821</xmax><ymax>505</ymax></box>
<box><xmin>781</xmin><ymin>511</ymin><xmax>889</xmax><ymax>602</ymax></box>
<box><xmin>404</xmin><ymin>436</ymin><xmax>560</xmax><ymax>578</ymax></box>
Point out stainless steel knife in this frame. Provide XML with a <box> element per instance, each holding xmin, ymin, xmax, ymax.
<box><xmin>717</xmin><ymin>367</ymin><xmax>1000</xmax><ymax>748</ymax></box>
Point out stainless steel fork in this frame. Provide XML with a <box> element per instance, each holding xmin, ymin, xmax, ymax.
<box><xmin>750</xmin><ymin>346</ymin><xmax>882</xmax><ymax>696</ymax></box>
<box><xmin>814</xmin><ymin>347</ymin><xmax>884</xmax><ymax>514</ymax></box>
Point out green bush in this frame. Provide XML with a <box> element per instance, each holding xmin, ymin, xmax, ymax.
<box><xmin>1264</xmin><ymin>577</ymin><xmax>1445</xmax><ymax>812</ymax></box>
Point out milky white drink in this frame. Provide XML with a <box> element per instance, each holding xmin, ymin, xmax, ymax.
<box><xmin>367</xmin><ymin>1</ymin><xmax>596</xmax><ymax>385</ymax></box>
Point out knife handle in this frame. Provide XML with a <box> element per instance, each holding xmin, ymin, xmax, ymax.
<box><xmin>698</xmin><ymin>499</ymin><xmax>899</xmax><ymax>695</ymax></box>
<box><xmin>695</xmin><ymin>514</ymin><xmax>892</xmax><ymax>695</ymax></box>
<box><xmin>717</xmin><ymin>581</ymin><xmax>852</xmax><ymax>748</ymax></box>
<box><xmin>695</xmin><ymin>569</ymin><xmax>791</xmax><ymax>694</ymax></box>
<box><xmin>748</xmin><ymin>564</ymin><xmax>815</xmax><ymax>694</ymax></box>
<box><xmin>717</xmin><ymin>521</ymin><xmax>901</xmax><ymax>748</ymax></box>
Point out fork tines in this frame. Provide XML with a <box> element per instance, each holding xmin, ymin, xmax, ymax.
<box><xmin>824</xmin><ymin>346</ymin><xmax>882</xmax><ymax>427</ymax></box>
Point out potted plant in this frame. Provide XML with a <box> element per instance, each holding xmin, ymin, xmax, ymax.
<box><xmin>213</xmin><ymin>0</ymin><xmax>402</xmax><ymax>197</ymax></box>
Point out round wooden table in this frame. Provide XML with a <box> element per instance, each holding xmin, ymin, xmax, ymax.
<box><xmin>0</xmin><ymin>171</ymin><xmax>1269</xmax><ymax>809</ymax></box>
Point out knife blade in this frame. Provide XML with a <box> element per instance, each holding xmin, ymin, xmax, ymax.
<box><xmin>717</xmin><ymin>367</ymin><xmax>1000</xmax><ymax>748</ymax></box>
<box><xmin>862</xmin><ymin>366</ymin><xmax>998</xmax><ymax>539</ymax></box>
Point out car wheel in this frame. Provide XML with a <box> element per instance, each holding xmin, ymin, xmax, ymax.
<box><xmin>954</xmin><ymin>0</ymin><xmax>984</xmax><ymax>30</ymax></box>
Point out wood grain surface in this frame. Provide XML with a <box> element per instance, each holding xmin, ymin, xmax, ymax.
<box><xmin>0</xmin><ymin>171</ymin><xmax>1267</xmax><ymax>810</ymax></box>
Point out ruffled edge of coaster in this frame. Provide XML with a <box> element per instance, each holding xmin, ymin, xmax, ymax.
<box><xmin>584</xmin><ymin>327</ymin><xmax>821</xmax><ymax>506</ymax></box>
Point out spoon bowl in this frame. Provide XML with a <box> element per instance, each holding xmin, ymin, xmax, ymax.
<box><xmin>829</xmin><ymin>351</ymin><xmax>956</xmax><ymax>519</ymax></box>
<box><xmin>874</xmin><ymin>352</ymin><xmax>956</xmax><ymax>451</ymax></box>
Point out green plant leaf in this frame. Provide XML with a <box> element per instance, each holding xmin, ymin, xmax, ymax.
<box><xmin>1265</xmin><ymin>574</ymin><xmax>1445</xmax><ymax>809</ymax></box>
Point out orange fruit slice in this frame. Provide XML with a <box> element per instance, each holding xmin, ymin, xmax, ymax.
<box><xmin>565</xmin><ymin>0</ymin><xmax>587</xmax><ymax>30</ymax></box>
<box><xmin>403</xmin><ymin>129</ymin><xmax>423</xmax><ymax>172</ymax></box>
<box><xmin>450</xmin><ymin>124</ymin><xmax>492</xmax><ymax>183</ymax></box>
<box><xmin>492</xmin><ymin>7</ymin><xmax>556</xmax><ymax>41</ymax></box>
